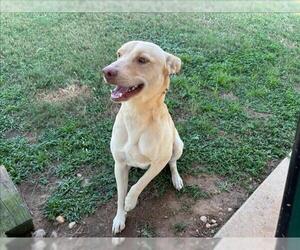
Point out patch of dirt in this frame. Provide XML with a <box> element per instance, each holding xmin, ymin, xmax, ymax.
<box><xmin>20</xmin><ymin>173</ymin><xmax>248</xmax><ymax>237</ymax></box>
<box><xmin>18</xmin><ymin>173</ymin><xmax>59</xmax><ymax>236</ymax></box>
<box><xmin>24</xmin><ymin>132</ymin><xmax>38</xmax><ymax>144</ymax></box>
<box><xmin>279</xmin><ymin>37</ymin><xmax>298</xmax><ymax>49</ymax></box>
<box><xmin>267</xmin><ymin>35</ymin><xmax>298</xmax><ymax>49</ymax></box>
<box><xmin>3</xmin><ymin>129</ymin><xmax>20</xmax><ymax>139</ymax></box>
<box><xmin>4</xmin><ymin>129</ymin><xmax>38</xmax><ymax>144</ymax></box>
<box><xmin>220</xmin><ymin>92</ymin><xmax>239</xmax><ymax>101</ymax></box>
<box><xmin>245</xmin><ymin>107</ymin><xmax>272</xmax><ymax>119</ymax></box>
<box><xmin>36</xmin><ymin>82</ymin><xmax>91</xmax><ymax>103</ymax></box>
<box><xmin>267</xmin><ymin>159</ymin><xmax>282</xmax><ymax>172</ymax></box>
<box><xmin>184</xmin><ymin>174</ymin><xmax>220</xmax><ymax>194</ymax></box>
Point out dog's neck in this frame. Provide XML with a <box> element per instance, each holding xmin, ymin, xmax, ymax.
<box><xmin>123</xmin><ymin>91</ymin><xmax>167</xmax><ymax>114</ymax></box>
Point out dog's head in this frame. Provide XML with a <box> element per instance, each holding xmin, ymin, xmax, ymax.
<box><xmin>102</xmin><ymin>41</ymin><xmax>181</xmax><ymax>103</ymax></box>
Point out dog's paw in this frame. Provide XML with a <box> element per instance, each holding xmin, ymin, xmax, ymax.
<box><xmin>172</xmin><ymin>174</ymin><xmax>184</xmax><ymax>190</ymax></box>
<box><xmin>124</xmin><ymin>193</ymin><xmax>138</xmax><ymax>212</ymax></box>
<box><xmin>112</xmin><ymin>213</ymin><xmax>126</xmax><ymax>235</ymax></box>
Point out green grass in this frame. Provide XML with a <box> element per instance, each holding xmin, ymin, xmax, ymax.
<box><xmin>1</xmin><ymin>13</ymin><xmax>299</xmax><ymax>222</ymax></box>
<box><xmin>137</xmin><ymin>223</ymin><xmax>156</xmax><ymax>238</ymax></box>
<box><xmin>215</xmin><ymin>180</ymin><xmax>233</xmax><ymax>193</ymax></box>
<box><xmin>177</xmin><ymin>185</ymin><xmax>210</xmax><ymax>200</ymax></box>
<box><xmin>173</xmin><ymin>222</ymin><xmax>188</xmax><ymax>235</ymax></box>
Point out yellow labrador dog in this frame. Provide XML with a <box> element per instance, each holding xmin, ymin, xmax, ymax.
<box><xmin>102</xmin><ymin>41</ymin><xmax>184</xmax><ymax>235</ymax></box>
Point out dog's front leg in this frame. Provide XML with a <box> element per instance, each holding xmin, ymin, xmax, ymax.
<box><xmin>124</xmin><ymin>160</ymin><xmax>168</xmax><ymax>212</ymax></box>
<box><xmin>112</xmin><ymin>161</ymin><xmax>129</xmax><ymax>235</ymax></box>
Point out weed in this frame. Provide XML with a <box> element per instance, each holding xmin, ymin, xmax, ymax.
<box><xmin>173</xmin><ymin>222</ymin><xmax>188</xmax><ymax>234</ymax></box>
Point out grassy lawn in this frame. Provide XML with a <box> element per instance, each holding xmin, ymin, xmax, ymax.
<box><xmin>1</xmin><ymin>13</ymin><xmax>299</xmax><ymax>223</ymax></box>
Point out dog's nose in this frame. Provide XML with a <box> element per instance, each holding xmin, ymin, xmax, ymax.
<box><xmin>102</xmin><ymin>66</ymin><xmax>118</xmax><ymax>80</ymax></box>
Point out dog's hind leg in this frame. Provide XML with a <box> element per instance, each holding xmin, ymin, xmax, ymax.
<box><xmin>169</xmin><ymin>130</ymin><xmax>184</xmax><ymax>190</ymax></box>
<box><xmin>112</xmin><ymin>161</ymin><xmax>129</xmax><ymax>235</ymax></box>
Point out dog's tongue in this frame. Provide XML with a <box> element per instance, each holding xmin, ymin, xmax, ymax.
<box><xmin>111</xmin><ymin>86</ymin><xmax>129</xmax><ymax>99</ymax></box>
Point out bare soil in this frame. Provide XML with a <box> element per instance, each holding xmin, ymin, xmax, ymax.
<box><xmin>19</xmin><ymin>173</ymin><xmax>248</xmax><ymax>237</ymax></box>
<box><xmin>36</xmin><ymin>83</ymin><xmax>91</xmax><ymax>103</ymax></box>
<box><xmin>245</xmin><ymin>107</ymin><xmax>272</xmax><ymax>119</ymax></box>
<box><xmin>220</xmin><ymin>92</ymin><xmax>239</xmax><ymax>101</ymax></box>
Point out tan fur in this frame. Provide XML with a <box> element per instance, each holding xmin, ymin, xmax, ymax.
<box><xmin>103</xmin><ymin>41</ymin><xmax>184</xmax><ymax>234</ymax></box>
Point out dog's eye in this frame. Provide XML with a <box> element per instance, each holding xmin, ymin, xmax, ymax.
<box><xmin>117</xmin><ymin>52</ymin><xmax>121</xmax><ymax>58</ymax></box>
<box><xmin>137</xmin><ymin>57</ymin><xmax>148</xmax><ymax>64</ymax></box>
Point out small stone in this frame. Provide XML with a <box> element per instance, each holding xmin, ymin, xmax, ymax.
<box><xmin>77</xmin><ymin>173</ymin><xmax>82</xmax><ymax>177</ymax></box>
<box><xmin>196</xmin><ymin>229</ymin><xmax>199</xmax><ymax>233</ymax></box>
<box><xmin>56</xmin><ymin>215</ymin><xmax>65</xmax><ymax>224</ymax></box>
<box><xmin>200</xmin><ymin>216</ymin><xmax>207</xmax><ymax>223</ymax></box>
<box><xmin>211</xmin><ymin>219</ymin><xmax>217</xmax><ymax>224</ymax></box>
<box><xmin>228</xmin><ymin>207</ymin><xmax>233</xmax><ymax>212</ymax></box>
<box><xmin>205</xmin><ymin>223</ymin><xmax>211</xmax><ymax>228</ymax></box>
<box><xmin>164</xmin><ymin>215</ymin><xmax>168</xmax><ymax>219</ymax></box>
<box><xmin>68</xmin><ymin>221</ymin><xmax>76</xmax><ymax>229</ymax></box>
<box><xmin>33</xmin><ymin>229</ymin><xmax>46</xmax><ymax>238</ymax></box>
<box><xmin>50</xmin><ymin>231</ymin><xmax>58</xmax><ymax>237</ymax></box>
<box><xmin>211</xmin><ymin>223</ymin><xmax>218</xmax><ymax>227</ymax></box>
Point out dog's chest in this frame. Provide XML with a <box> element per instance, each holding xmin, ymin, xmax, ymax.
<box><xmin>123</xmin><ymin>142</ymin><xmax>150</xmax><ymax>169</ymax></box>
<box><xmin>111</xmin><ymin>123</ymin><xmax>151</xmax><ymax>169</ymax></box>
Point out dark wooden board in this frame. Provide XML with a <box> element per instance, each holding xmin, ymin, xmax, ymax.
<box><xmin>0</xmin><ymin>166</ymin><xmax>33</xmax><ymax>236</ymax></box>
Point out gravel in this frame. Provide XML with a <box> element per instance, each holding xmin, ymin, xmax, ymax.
<box><xmin>200</xmin><ymin>216</ymin><xmax>208</xmax><ymax>223</ymax></box>
<box><xmin>56</xmin><ymin>215</ymin><xmax>65</xmax><ymax>224</ymax></box>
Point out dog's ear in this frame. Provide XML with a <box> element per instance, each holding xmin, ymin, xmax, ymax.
<box><xmin>165</xmin><ymin>52</ymin><xmax>181</xmax><ymax>75</ymax></box>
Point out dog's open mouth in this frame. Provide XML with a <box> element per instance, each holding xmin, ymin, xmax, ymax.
<box><xmin>111</xmin><ymin>83</ymin><xmax>144</xmax><ymax>102</ymax></box>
